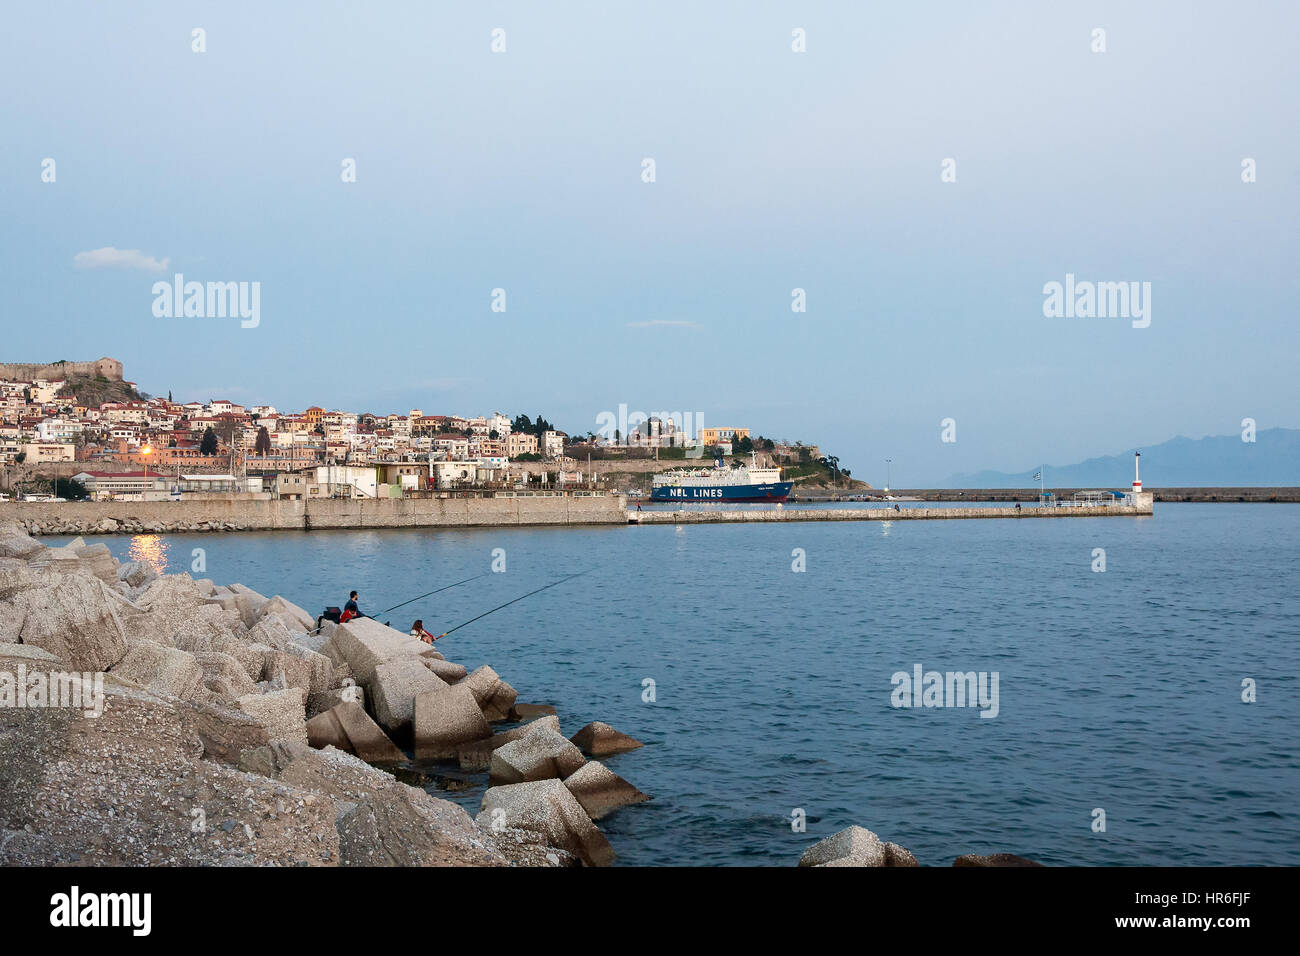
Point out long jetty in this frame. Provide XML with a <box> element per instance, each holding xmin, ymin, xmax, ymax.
<box><xmin>4</xmin><ymin>491</ymin><xmax>1154</xmax><ymax>536</ymax></box>
<box><xmin>631</xmin><ymin>498</ymin><xmax>1153</xmax><ymax>524</ymax></box>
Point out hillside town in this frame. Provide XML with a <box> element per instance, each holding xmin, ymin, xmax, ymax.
<box><xmin>0</xmin><ymin>358</ymin><xmax>806</xmax><ymax>501</ymax></box>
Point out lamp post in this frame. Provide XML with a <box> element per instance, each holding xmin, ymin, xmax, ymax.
<box><xmin>885</xmin><ymin>458</ymin><xmax>892</xmax><ymax>492</ymax></box>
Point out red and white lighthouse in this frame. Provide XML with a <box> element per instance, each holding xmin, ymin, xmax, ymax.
<box><xmin>1132</xmin><ymin>451</ymin><xmax>1142</xmax><ymax>493</ymax></box>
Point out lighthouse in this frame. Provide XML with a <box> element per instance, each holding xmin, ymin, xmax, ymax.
<box><xmin>1132</xmin><ymin>451</ymin><xmax>1142</xmax><ymax>493</ymax></box>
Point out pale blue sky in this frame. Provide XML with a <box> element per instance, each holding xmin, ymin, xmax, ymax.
<box><xmin>2</xmin><ymin>1</ymin><xmax>1296</xmax><ymax>485</ymax></box>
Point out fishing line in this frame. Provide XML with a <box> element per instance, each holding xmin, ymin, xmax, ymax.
<box><xmin>435</xmin><ymin>567</ymin><xmax>591</xmax><ymax>640</ymax></box>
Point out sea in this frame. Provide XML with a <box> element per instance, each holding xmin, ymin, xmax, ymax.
<box><xmin>70</xmin><ymin>502</ymin><xmax>1300</xmax><ymax>866</ymax></box>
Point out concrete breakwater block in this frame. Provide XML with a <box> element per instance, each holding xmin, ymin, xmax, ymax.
<box><xmin>569</xmin><ymin>720</ymin><xmax>644</xmax><ymax>758</ymax></box>
<box><xmin>181</xmin><ymin>699</ymin><xmax>273</xmax><ymax>765</ymax></box>
<box><xmin>112</xmin><ymin>642</ymin><xmax>203</xmax><ymax>701</ymax></box>
<box><xmin>424</xmin><ymin>657</ymin><xmax>467</xmax><ymax>683</ymax></box>
<box><xmin>456</xmin><ymin>715</ymin><xmax>561</xmax><ymax>771</ymax></box>
<box><xmin>193</xmin><ymin>650</ymin><xmax>259</xmax><ymax>698</ymax></box>
<box><xmin>306</xmin><ymin>697</ymin><xmax>403</xmax><ymax>764</ymax></box>
<box><xmin>371</xmin><ymin>658</ymin><xmax>446</xmax><ymax>733</ymax></box>
<box><xmin>511</xmin><ymin>703</ymin><xmax>557</xmax><ymax>721</ymax></box>
<box><xmin>0</xmin><ymin>524</ymin><xmax>45</xmax><ymax>559</ymax></box>
<box><xmin>488</xmin><ymin>727</ymin><xmax>586</xmax><ymax>786</ymax></box>
<box><xmin>11</xmin><ymin>574</ymin><xmax>129</xmax><ymax>672</ymax></box>
<box><xmin>413</xmin><ymin>683</ymin><xmax>492</xmax><ymax>760</ymax></box>
<box><xmin>256</xmin><ymin>595</ymin><xmax>315</xmax><ymax>632</ymax></box>
<box><xmin>478</xmin><ymin>779</ymin><xmax>615</xmax><ymax>867</ymax></box>
<box><xmin>331</xmin><ymin>617</ymin><xmax>429</xmax><ymax>684</ymax></box>
<box><xmin>563</xmin><ymin>761</ymin><xmax>650</xmax><ymax>821</ymax></box>
<box><xmin>235</xmin><ymin>687</ymin><xmax>308</xmax><ymax>747</ymax></box>
<box><xmin>798</xmin><ymin>826</ymin><xmax>919</xmax><ymax>867</ymax></box>
<box><xmin>461</xmin><ymin>665</ymin><xmax>517</xmax><ymax>722</ymax></box>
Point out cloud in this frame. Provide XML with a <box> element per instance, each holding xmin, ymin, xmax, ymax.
<box><xmin>625</xmin><ymin>319</ymin><xmax>699</xmax><ymax>329</ymax></box>
<box><xmin>73</xmin><ymin>247</ymin><xmax>170</xmax><ymax>272</ymax></box>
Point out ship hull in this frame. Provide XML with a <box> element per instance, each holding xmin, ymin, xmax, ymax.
<box><xmin>650</xmin><ymin>481</ymin><xmax>793</xmax><ymax>503</ymax></box>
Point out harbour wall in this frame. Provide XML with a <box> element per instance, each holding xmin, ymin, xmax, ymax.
<box><xmin>633</xmin><ymin>499</ymin><xmax>1154</xmax><ymax>524</ymax></box>
<box><xmin>4</xmin><ymin>494</ymin><xmax>628</xmax><ymax>535</ymax></box>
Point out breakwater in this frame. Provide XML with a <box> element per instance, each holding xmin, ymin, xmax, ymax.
<box><xmin>632</xmin><ymin>498</ymin><xmax>1154</xmax><ymax>524</ymax></box>
<box><xmin>4</xmin><ymin>494</ymin><xmax>627</xmax><ymax>535</ymax></box>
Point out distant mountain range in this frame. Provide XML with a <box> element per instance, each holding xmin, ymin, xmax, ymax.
<box><xmin>942</xmin><ymin>428</ymin><xmax>1300</xmax><ymax>488</ymax></box>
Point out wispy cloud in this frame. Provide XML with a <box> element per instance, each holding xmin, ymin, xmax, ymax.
<box><xmin>73</xmin><ymin>246</ymin><xmax>170</xmax><ymax>272</ymax></box>
<box><xmin>626</xmin><ymin>319</ymin><xmax>699</xmax><ymax>329</ymax></box>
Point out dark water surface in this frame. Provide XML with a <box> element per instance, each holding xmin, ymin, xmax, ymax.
<box><xmin>78</xmin><ymin>503</ymin><xmax>1300</xmax><ymax>865</ymax></box>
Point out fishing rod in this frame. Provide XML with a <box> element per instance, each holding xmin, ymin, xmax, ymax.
<box><xmin>435</xmin><ymin>567</ymin><xmax>591</xmax><ymax>640</ymax></box>
<box><xmin>377</xmin><ymin>572</ymin><xmax>487</xmax><ymax>616</ymax></box>
<box><xmin>309</xmin><ymin>572</ymin><xmax>486</xmax><ymax>634</ymax></box>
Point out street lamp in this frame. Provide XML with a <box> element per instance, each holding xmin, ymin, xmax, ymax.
<box><xmin>885</xmin><ymin>458</ymin><xmax>892</xmax><ymax>492</ymax></box>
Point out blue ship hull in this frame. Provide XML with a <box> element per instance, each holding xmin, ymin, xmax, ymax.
<box><xmin>651</xmin><ymin>481</ymin><xmax>793</xmax><ymax>502</ymax></box>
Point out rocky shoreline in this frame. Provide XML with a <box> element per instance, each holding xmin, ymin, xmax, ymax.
<box><xmin>0</xmin><ymin>520</ymin><xmax>649</xmax><ymax>866</ymax></box>
<box><xmin>17</xmin><ymin>516</ymin><xmax>251</xmax><ymax>535</ymax></box>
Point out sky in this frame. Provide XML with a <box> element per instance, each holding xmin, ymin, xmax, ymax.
<box><xmin>2</xmin><ymin>1</ymin><xmax>1297</xmax><ymax>486</ymax></box>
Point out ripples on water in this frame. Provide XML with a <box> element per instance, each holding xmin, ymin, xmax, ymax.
<box><xmin>80</xmin><ymin>503</ymin><xmax>1300</xmax><ymax>865</ymax></box>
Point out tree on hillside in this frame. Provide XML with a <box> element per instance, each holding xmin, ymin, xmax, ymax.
<box><xmin>53</xmin><ymin>477</ymin><xmax>89</xmax><ymax>500</ymax></box>
<box><xmin>255</xmin><ymin>426</ymin><xmax>272</xmax><ymax>457</ymax></box>
<box><xmin>734</xmin><ymin>435</ymin><xmax>754</xmax><ymax>454</ymax></box>
<box><xmin>200</xmin><ymin>427</ymin><xmax>219</xmax><ymax>456</ymax></box>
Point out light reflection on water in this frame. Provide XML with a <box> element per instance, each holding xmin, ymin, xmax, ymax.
<box><xmin>127</xmin><ymin>535</ymin><xmax>170</xmax><ymax>575</ymax></box>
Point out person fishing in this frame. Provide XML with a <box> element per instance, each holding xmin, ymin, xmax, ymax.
<box><xmin>411</xmin><ymin>619</ymin><xmax>438</xmax><ymax>645</ymax></box>
<box><xmin>339</xmin><ymin>590</ymin><xmax>367</xmax><ymax>623</ymax></box>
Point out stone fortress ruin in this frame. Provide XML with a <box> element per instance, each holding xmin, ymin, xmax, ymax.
<box><xmin>0</xmin><ymin>357</ymin><xmax>123</xmax><ymax>382</ymax></box>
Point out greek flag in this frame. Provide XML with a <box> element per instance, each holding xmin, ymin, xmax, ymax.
<box><xmin>1033</xmin><ymin>471</ymin><xmax>1042</xmax><ymax>481</ymax></box>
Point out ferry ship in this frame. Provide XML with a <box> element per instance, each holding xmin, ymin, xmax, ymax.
<box><xmin>650</xmin><ymin>455</ymin><xmax>793</xmax><ymax>503</ymax></box>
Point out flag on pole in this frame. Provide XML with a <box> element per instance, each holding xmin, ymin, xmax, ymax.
<box><xmin>1033</xmin><ymin>472</ymin><xmax>1042</xmax><ymax>481</ymax></box>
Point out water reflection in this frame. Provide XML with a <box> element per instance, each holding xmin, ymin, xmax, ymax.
<box><xmin>880</xmin><ymin>520</ymin><xmax>892</xmax><ymax>537</ymax></box>
<box><xmin>128</xmin><ymin>534</ymin><xmax>170</xmax><ymax>574</ymax></box>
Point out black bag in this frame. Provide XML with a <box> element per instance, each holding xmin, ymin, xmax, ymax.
<box><xmin>320</xmin><ymin>606</ymin><xmax>341</xmax><ymax>624</ymax></box>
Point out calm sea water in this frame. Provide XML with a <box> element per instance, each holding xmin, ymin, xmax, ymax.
<box><xmin>72</xmin><ymin>503</ymin><xmax>1300</xmax><ymax>866</ymax></box>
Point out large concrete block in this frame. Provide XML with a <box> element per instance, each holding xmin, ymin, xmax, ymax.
<box><xmin>111</xmin><ymin>643</ymin><xmax>203</xmax><ymax>700</ymax></box>
<box><xmin>257</xmin><ymin>595</ymin><xmax>315</xmax><ymax>632</ymax></box>
<box><xmin>180</xmin><ymin>700</ymin><xmax>272</xmax><ymax>765</ymax></box>
<box><xmin>563</xmin><ymin>761</ymin><xmax>650</xmax><ymax>820</ymax></box>
<box><xmin>331</xmin><ymin>701</ymin><xmax>406</xmax><ymax>764</ymax></box>
<box><xmin>371</xmin><ymin>658</ymin><xmax>446</xmax><ymax>733</ymax></box>
<box><xmin>797</xmin><ymin>825</ymin><xmax>920</xmax><ymax>867</ymax></box>
<box><xmin>457</xmin><ymin>715</ymin><xmax>561</xmax><ymax>771</ymax></box>
<box><xmin>477</xmin><ymin>779</ymin><xmax>615</xmax><ymax>867</ymax></box>
<box><xmin>193</xmin><ymin>650</ymin><xmax>259</xmax><ymax>698</ymax></box>
<box><xmin>305</xmin><ymin>709</ymin><xmax>352</xmax><ymax>752</ymax></box>
<box><xmin>72</xmin><ymin>543</ymin><xmax>119</xmax><ymax>583</ymax></box>
<box><xmin>424</xmin><ymin>658</ymin><xmax>467</xmax><ymax>683</ymax></box>
<box><xmin>413</xmin><ymin>683</ymin><xmax>491</xmax><ymax>760</ymax></box>
<box><xmin>286</xmin><ymin>642</ymin><xmax>336</xmax><ymax>695</ymax></box>
<box><xmin>0</xmin><ymin>526</ymin><xmax>44</xmax><ymax>559</ymax></box>
<box><xmin>460</xmin><ymin>664</ymin><xmax>518</xmax><ymax>722</ymax></box>
<box><xmin>569</xmin><ymin>721</ymin><xmax>644</xmax><ymax>757</ymax></box>
<box><xmin>488</xmin><ymin>727</ymin><xmax>586</xmax><ymax>785</ymax></box>
<box><xmin>235</xmin><ymin>687</ymin><xmax>308</xmax><ymax>747</ymax></box>
<box><xmin>14</xmin><ymin>576</ymin><xmax>129</xmax><ymax>671</ymax></box>
<box><xmin>332</xmin><ymin>618</ymin><xmax>428</xmax><ymax>685</ymax></box>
